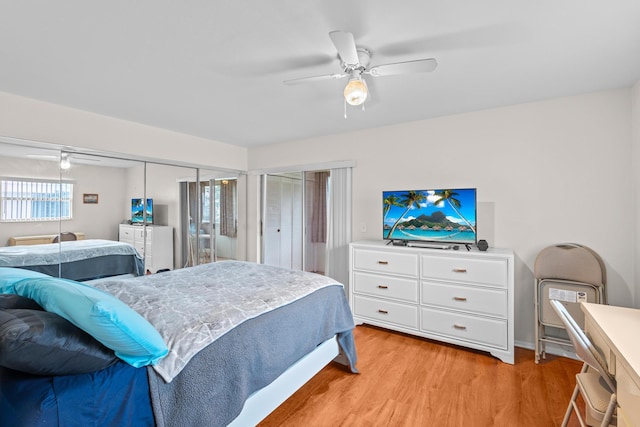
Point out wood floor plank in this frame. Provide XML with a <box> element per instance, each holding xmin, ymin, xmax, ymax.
<box><xmin>260</xmin><ymin>325</ymin><xmax>584</xmax><ymax>427</ymax></box>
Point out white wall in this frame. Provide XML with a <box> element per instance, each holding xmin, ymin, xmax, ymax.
<box><xmin>248</xmin><ymin>88</ymin><xmax>635</xmax><ymax>348</ymax></box>
<box><xmin>0</xmin><ymin>91</ymin><xmax>247</xmax><ymax>171</ymax></box>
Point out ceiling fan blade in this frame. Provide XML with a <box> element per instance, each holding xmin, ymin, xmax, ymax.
<box><xmin>366</xmin><ymin>58</ymin><xmax>438</xmax><ymax>77</ymax></box>
<box><xmin>283</xmin><ymin>72</ymin><xmax>347</xmax><ymax>85</ymax></box>
<box><xmin>329</xmin><ymin>31</ymin><xmax>360</xmax><ymax>66</ymax></box>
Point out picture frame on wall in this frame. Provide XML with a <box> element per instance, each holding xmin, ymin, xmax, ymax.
<box><xmin>83</xmin><ymin>193</ymin><xmax>99</xmax><ymax>204</ymax></box>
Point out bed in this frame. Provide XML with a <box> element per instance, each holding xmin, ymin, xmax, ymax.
<box><xmin>0</xmin><ymin>239</ymin><xmax>145</xmax><ymax>281</ymax></box>
<box><xmin>0</xmin><ymin>261</ymin><xmax>358</xmax><ymax>427</ymax></box>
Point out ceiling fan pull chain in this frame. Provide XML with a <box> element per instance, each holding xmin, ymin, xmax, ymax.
<box><xmin>344</xmin><ymin>98</ymin><xmax>348</xmax><ymax>119</ymax></box>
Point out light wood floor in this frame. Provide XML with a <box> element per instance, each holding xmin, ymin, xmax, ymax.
<box><xmin>261</xmin><ymin>324</ymin><xmax>584</xmax><ymax>427</ymax></box>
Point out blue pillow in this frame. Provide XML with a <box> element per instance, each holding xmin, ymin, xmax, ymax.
<box><xmin>0</xmin><ymin>267</ymin><xmax>49</xmax><ymax>286</ymax></box>
<box><xmin>0</xmin><ymin>276</ymin><xmax>168</xmax><ymax>368</ymax></box>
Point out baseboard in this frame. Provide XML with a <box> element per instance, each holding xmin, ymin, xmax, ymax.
<box><xmin>515</xmin><ymin>339</ymin><xmax>579</xmax><ymax>361</ymax></box>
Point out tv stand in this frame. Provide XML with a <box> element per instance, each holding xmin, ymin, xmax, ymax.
<box><xmin>349</xmin><ymin>240</ymin><xmax>515</xmax><ymax>364</ymax></box>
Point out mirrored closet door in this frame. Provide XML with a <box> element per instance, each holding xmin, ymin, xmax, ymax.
<box><xmin>0</xmin><ymin>138</ymin><xmax>243</xmax><ymax>280</ymax></box>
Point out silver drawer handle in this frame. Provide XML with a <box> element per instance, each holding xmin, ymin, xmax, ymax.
<box><xmin>378</xmin><ymin>285</ymin><xmax>389</xmax><ymax>289</ymax></box>
<box><xmin>453</xmin><ymin>324</ymin><xmax>467</xmax><ymax>330</ymax></box>
<box><xmin>378</xmin><ymin>260</ymin><xmax>389</xmax><ymax>265</ymax></box>
<box><xmin>453</xmin><ymin>297</ymin><xmax>467</xmax><ymax>301</ymax></box>
<box><xmin>378</xmin><ymin>309</ymin><xmax>389</xmax><ymax>314</ymax></box>
<box><xmin>452</xmin><ymin>268</ymin><xmax>467</xmax><ymax>273</ymax></box>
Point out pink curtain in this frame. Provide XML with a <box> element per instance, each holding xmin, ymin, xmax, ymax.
<box><xmin>310</xmin><ymin>171</ymin><xmax>328</xmax><ymax>243</ymax></box>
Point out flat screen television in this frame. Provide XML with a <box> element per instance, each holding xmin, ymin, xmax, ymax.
<box><xmin>383</xmin><ymin>188</ymin><xmax>477</xmax><ymax>246</ymax></box>
<box><xmin>131</xmin><ymin>198</ymin><xmax>153</xmax><ymax>224</ymax></box>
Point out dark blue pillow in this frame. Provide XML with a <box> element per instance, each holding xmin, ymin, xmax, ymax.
<box><xmin>0</xmin><ymin>309</ymin><xmax>118</xmax><ymax>375</ymax></box>
<box><xmin>1</xmin><ymin>276</ymin><xmax>168</xmax><ymax>367</ymax></box>
<box><xmin>0</xmin><ymin>294</ymin><xmax>43</xmax><ymax>310</ymax></box>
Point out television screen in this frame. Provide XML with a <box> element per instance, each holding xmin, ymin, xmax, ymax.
<box><xmin>383</xmin><ymin>188</ymin><xmax>477</xmax><ymax>245</ymax></box>
<box><xmin>131</xmin><ymin>198</ymin><xmax>153</xmax><ymax>224</ymax></box>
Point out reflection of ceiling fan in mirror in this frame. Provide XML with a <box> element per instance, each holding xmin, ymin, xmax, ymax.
<box><xmin>284</xmin><ymin>30</ymin><xmax>438</xmax><ymax>111</ymax></box>
<box><xmin>26</xmin><ymin>153</ymin><xmax>105</xmax><ymax>169</ymax></box>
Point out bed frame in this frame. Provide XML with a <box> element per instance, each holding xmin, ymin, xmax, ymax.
<box><xmin>228</xmin><ymin>336</ymin><xmax>339</xmax><ymax>426</ymax></box>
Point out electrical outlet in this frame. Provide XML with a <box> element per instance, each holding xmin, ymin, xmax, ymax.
<box><xmin>360</xmin><ymin>223</ymin><xmax>367</xmax><ymax>233</ymax></box>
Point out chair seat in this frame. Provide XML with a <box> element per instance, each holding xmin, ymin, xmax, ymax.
<box><xmin>576</xmin><ymin>371</ymin><xmax>616</xmax><ymax>425</ymax></box>
<box><xmin>577</xmin><ymin>372</ymin><xmax>612</xmax><ymax>412</ymax></box>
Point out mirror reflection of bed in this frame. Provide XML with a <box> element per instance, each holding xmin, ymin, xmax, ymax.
<box><xmin>0</xmin><ymin>236</ymin><xmax>145</xmax><ymax>282</ymax></box>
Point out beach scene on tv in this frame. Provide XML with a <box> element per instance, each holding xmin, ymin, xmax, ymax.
<box><xmin>383</xmin><ymin>189</ymin><xmax>477</xmax><ymax>244</ymax></box>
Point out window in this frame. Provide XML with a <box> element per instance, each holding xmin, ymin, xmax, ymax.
<box><xmin>1</xmin><ymin>177</ymin><xmax>73</xmax><ymax>222</ymax></box>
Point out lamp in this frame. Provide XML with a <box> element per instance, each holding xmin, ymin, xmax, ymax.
<box><xmin>343</xmin><ymin>74</ymin><xmax>368</xmax><ymax>106</ymax></box>
<box><xmin>60</xmin><ymin>153</ymin><xmax>71</xmax><ymax>170</ymax></box>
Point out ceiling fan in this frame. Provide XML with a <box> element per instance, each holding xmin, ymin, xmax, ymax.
<box><xmin>283</xmin><ymin>30</ymin><xmax>438</xmax><ymax>109</ymax></box>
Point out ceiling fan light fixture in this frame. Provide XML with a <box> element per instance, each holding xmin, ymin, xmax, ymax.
<box><xmin>60</xmin><ymin>153</ymin><xmax>71</xmax><ymax>170</ymax></box>
<box><xmin>344</xmin><ymin>76</ymin><xmax>368</xmax><ymax>106</ymax></box>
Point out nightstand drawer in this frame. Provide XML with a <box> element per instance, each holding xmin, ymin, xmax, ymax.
<box><xmin>421</xmin><ymin>307</ymin><xmax>508</xmax><ymax>349</ymax></box>
<box><xmin>421</xmin><ymin>281</ymin><xmax>507</xmax><ymax>317</ymax></box>
<box><xmin>421</xmin><ymin>255</ymin><xmax>508</xmax><ymax>288</ymax></box>
<box><xmin>353</xmin><ymin>271</ymin><xmax>418</xmax><ymax>303</ymax></box>
<box><xmin>353</xmin><ymin>248</ymin><xmax>418</xmax><ymax>277</ymax></box>
<box><xmin>354</xmin><ymin>295</ymin><xmax>419</xmax><ymax>329</ymax></box>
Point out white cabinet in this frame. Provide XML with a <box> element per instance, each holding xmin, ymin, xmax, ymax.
<box><xmin>119</xmin><ymin>224</ymin><xmax>173</xmax><ymax>274</ymax></box>
<box><xmin>349</xmin><ymin>240</ymin><xmax>515</xmax><ymax>364</ymax></box>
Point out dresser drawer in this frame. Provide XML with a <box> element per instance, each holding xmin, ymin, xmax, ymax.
<box><xmin>353</xmin><ymin>248</ymin><xmax>418</xmax><ymax>277</ymax></box>
<box><xmin>421</xmin><ymin>307</ymin><xmax>508</xmax><ymax>349</ymax></box>
<box><xmin>353</xmin><ymin>271</ymin><xmax>418</xmax><ymax>303</ymax></box>
<box><xmin>120</xmin><ymin>226</ymin><xmax>135</xmax><ymax>240</ymax></box>
<box><xmin>421</xmin><ymin>255</ymin><xmax>508</xmax><ymax>288</ymax></box>
<box><xmin>134</xmin><ymin>227</ymin><xmax>146</xmax><ymax>241</ymax></box>
<box><xmin>354</xmin><ymin>295</ymin><xmax>419</xmax><ymax>329</ymax></box>
<box><xmin>421</xmin><ymin>281</ymin><xmax>507</xmax><ymax>318</ymax></box>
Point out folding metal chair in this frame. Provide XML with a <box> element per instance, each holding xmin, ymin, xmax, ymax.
<box><xmin>534</xmin><ymin>243</ymin><xmax>606</xmax><ymax>363</ymax></box>
<box><xmin>550</xmin><ymin>299</ymin><xmax>617</xmax><ymax>427</ymax></box>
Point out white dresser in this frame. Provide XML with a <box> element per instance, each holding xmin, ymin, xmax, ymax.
<box><xmin>349</xmin><ymin>240</ymin><xmax>515</xmax><ymax>364</ymax></box>
<box><xmin>118</xmin><ymin>224</ymin><xmax>174</xmax><ymax>274</ymax></box>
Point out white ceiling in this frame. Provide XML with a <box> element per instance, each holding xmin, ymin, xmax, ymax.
<box><xmin>1</xmin><ymin>1</ymin><xmax>639</xmax><ymax>148</ymax></box>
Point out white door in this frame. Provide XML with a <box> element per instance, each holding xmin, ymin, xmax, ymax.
<box><xmin>262</xmin><ymin>174</ymin><xmax>303</xmax><ymax>269</ymax></box>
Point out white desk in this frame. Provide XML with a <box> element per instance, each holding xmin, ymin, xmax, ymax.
<box><xmin>582</xmin><ymin>302</ymin><xmax>640</xmax><ymax>426</ymax></box>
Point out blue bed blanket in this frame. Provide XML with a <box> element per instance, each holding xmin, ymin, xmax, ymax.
<box><xmin>93</xmin><ymin>260</ymin><xmax>355</xmax><ymax>382</ymax></box>
<box><xmin>147</xmin><ymin>284</ymin><xmax>357</xmax><ymax>427</ymax></box>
